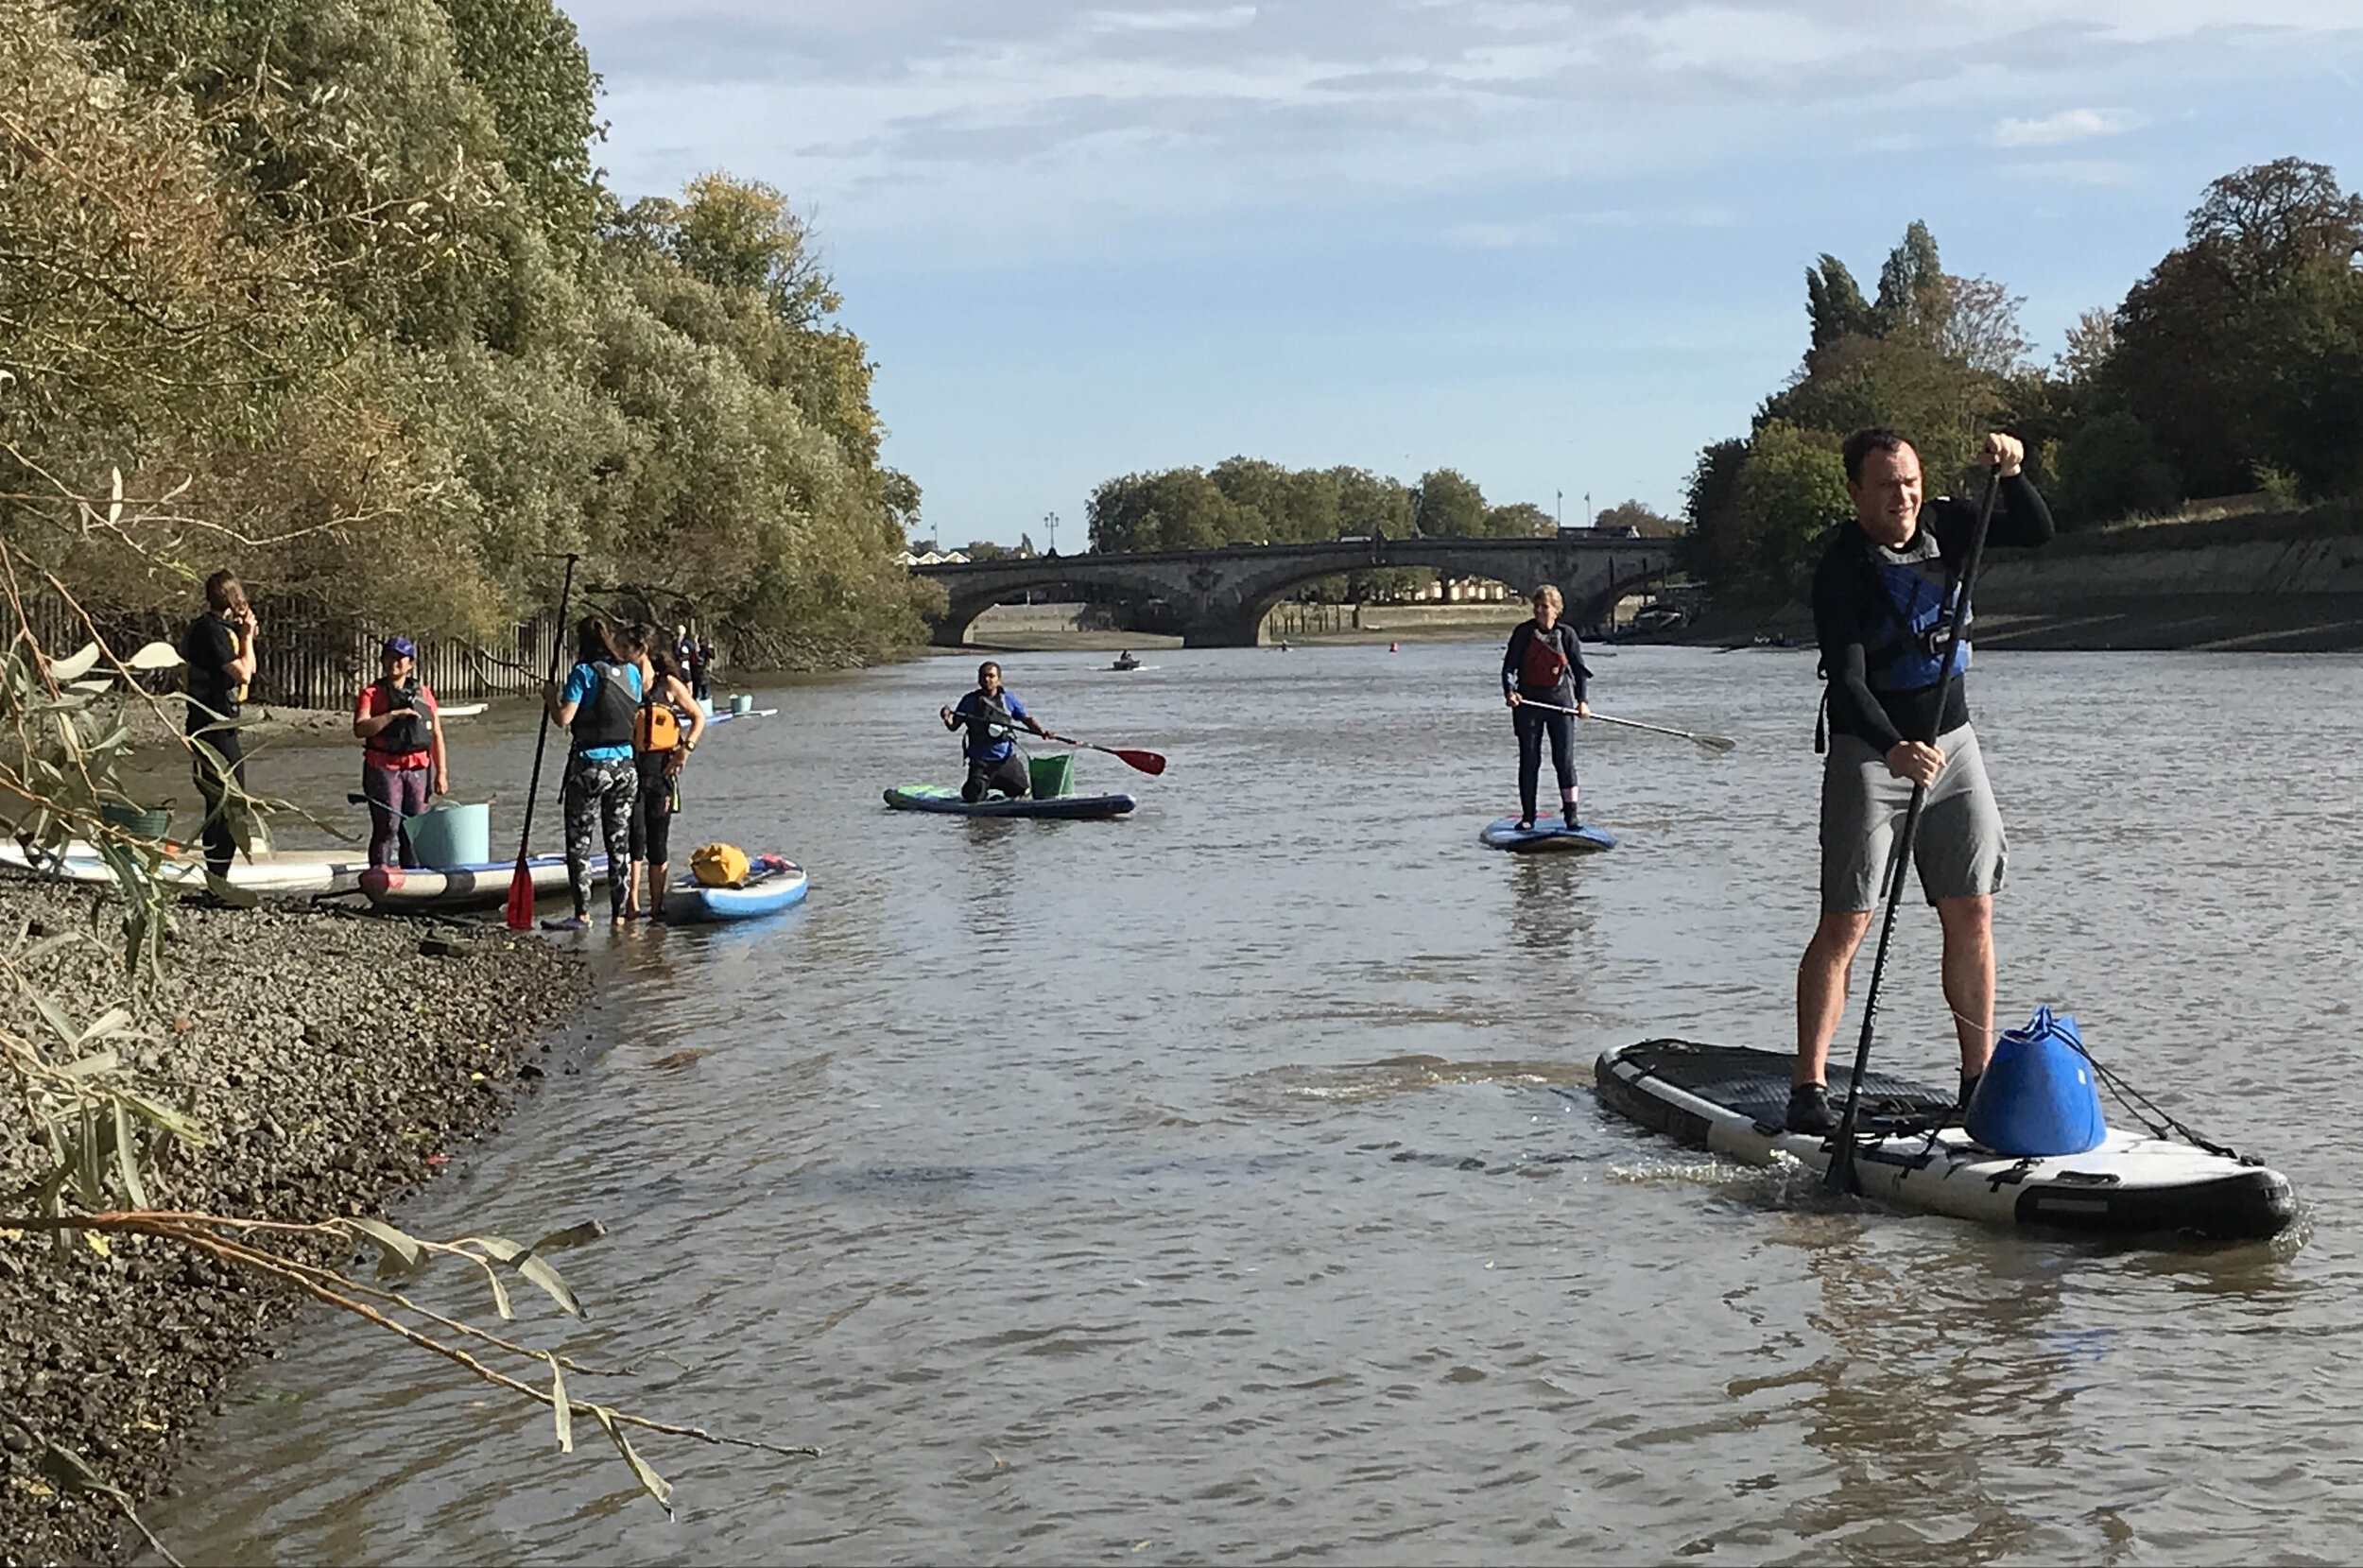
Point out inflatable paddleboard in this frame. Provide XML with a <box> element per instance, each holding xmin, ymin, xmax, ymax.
<box><xmin>1479</xmin><ymin>817</ymin><xmax>1616</xmax><ymax>853</ymax></box>
<box><xmin>0</xmin><ymin>840</ymin><xmax>371</xmax><ymax>895</ymax></box>
<box><xmin>1595</xmin><ymin>1039</ymin><xmax>2296</xmax><ymax>1240</ymax></box>
<box><xmin>883</xmin><ymin>784</ymin><xmax>1136</xmax><ymax>819</ymax></box>
<box><xmin>664</xmin><ymin>856</ymin><xmax>807</xmax><ymax>923</ymax></box>
<box><xmin>359</xmin><ymin>853</ymin><xmax>602</xmax><ymax>913</ymax></box>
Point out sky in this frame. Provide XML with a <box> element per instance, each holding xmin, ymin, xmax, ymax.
<box><xmin>564</xmin><ymin>1</ymin><xmax>2363</xmax><ymax>546</ymax></box>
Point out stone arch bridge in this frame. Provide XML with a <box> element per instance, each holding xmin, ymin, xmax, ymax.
<box><xmin>913</xmin><ymin>535</ymin><xmax>1681</xmax><ymax>646</ymax></box>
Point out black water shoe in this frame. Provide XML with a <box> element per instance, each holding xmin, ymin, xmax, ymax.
<box><xmin>1785</xmin><ymin>1082</ymin><xmax>1837</xmax><ymax>1135</ymax></box>
<box><xmin>1515</xmin><ymin>817</ymin><xmax>1535</xmax><ymax>833</ymax></box>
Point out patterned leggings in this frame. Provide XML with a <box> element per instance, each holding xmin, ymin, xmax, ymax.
<box><xmin>562</xmin><ymin>753</ymin><xmax>637</xmax><ymax>918</ymax></box>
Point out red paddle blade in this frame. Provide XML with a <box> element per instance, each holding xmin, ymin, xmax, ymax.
<box><xmin>502</xmin><ymin>859</ymin><xmax>536</xmax><ymax>930</ymax></box>
<box><xmin>1112</xmin><ymin>748</ymin><xmax>1165</xmax><ymax>776</ymax></box>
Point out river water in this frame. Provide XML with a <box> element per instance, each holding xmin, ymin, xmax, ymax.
<box><xmin>145</xmin><ymin>645</ymin><xmax>2363</xmax><ymax>1565</ymax></box>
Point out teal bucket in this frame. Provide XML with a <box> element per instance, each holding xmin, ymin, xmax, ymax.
<box><xmin>729</xmin><ymin>693</ymin><xmax>754</xmax><ymax>715</ymax></box>
<box><xmin>405</xmin><ymin>801</ymin><xmax>490</xmax><ymax>870</ymax></box>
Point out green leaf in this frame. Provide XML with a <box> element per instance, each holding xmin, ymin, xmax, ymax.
<box><xmin>547</xmin><ymin>1354</ymin><xmax>572</xmax><ymax>1453</ymax></box>
<box><xmin>590</xmin><ymin>1405</ymin><xmax>673</xmax><ymax>1516</ymax></box>
<box><xmin>112</xmin><ymin>1102</ymin><xmax>150</xmax><ymax>1210</ymax></box>
<box><xmin>59</xmin><ymin>1049</ymin><xmax>123</xmax><ymax>1077</ymax></box>
<box><xmin>343</xmin><ymin>1216</ymin><xmax>423</xmax><ymax>1270</ymax></box>
<box><xmin>47</xmin><ymin>643</ymin><xmax>102</xmax><ymax>682</ymax></box>
<box><xmin>463</xmin><ymin>1233</ymin><xmax>526</xmax><ymax>1264</ymax></box>
<box><xmin>516</xmin><ymin>1253</ymin><xmax>584</xmax><ymax>1318</ymax></box>
<box><xmin>201</xmin><ymin>872</ymin><xmax>259</xmax><ymax>909</ymax></box>
<box><xmin>477</xmin><ymin>1259</ymin><xmax>514</xmax><ymax>1320</ymax></box>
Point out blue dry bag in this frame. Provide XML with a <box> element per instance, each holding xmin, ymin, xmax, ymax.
<box><xmin>1965</xmin><ymin>1006</ymin><xmax>2107</xmax><ymax>1156</ymax></box>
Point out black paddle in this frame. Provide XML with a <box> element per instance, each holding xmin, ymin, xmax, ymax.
<box><xmin>1824</xmin><ymin>466</ymin><xmax>2003</xmax><ymax>1195</ymax></box>
<box><xmin>505</xmin><ymin>557</ymin><xmax>577</xmax><ymax>931</ymax></box>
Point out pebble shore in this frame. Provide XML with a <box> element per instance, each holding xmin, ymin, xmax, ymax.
<box><xmin>0</xmin><ymin>880</ymin><xmax>582</xmax><ymax>1566</ymax></box>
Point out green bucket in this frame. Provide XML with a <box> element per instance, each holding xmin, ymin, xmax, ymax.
<box><xmin>1027</xmin><ymin>753</ymin><xmax>1074</xmax><ymax>800</ymax></box>
<box><xmin>99</xmin><ymin>801</ymin><xmax>173</xmax><ymax>841</ymax></box>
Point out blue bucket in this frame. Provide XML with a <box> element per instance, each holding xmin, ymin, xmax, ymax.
<box><xmin>405</xmin><ymin>801</ymin><xmax>490</xmax><ymax>870</ymax></box>
<box><xmin>1966</xmin><ymin>1006</ymin><xmax>2107</xmax><ymax>1157</ymax></box>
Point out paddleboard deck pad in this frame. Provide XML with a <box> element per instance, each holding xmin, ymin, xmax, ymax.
<box><xmin>884</xmin><ymin>784</ymin><xmax>1135</xmax><ymax>819</ymax></box>
<box><xmin>1595</xmin><ymin>1039</ymin><xmax>2295</xmax><ymax>1240</ymax></box>
<box><xmin>1480</xmin><ymin>817</ymin><xmax>1616</xmax><ymax>853</ymax></box>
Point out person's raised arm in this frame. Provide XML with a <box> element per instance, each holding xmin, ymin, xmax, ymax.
<box><xmin>227</xmin><ymin>607</ymin><xmax>258</xmax><ymax>687</ymax></box>
<box><xmin>352</xmin><ymin>686</ymin><xmax>379</xmax><ymax>740</ymax></box>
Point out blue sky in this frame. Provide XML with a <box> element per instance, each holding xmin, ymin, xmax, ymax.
<box><xmin>566</xmin><ymin>1</ymin><xmax>2363</xmax><ymax>546</ymax></box>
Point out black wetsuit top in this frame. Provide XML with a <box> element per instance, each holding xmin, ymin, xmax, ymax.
<box><xmin>1812</xmin><ymin>474</ymin><xmax>2054</xmax><ymax>750</ymax></box>
<box><xmin>181</xmin><ymin>612</ymin><xmax>240</xmax><ymax>735</ymax></box>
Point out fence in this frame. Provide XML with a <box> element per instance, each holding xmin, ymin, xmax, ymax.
<box><xmin>7</xmin><ymin>583</ymin><xmax>572</xmax><ymax>712</ymax></box>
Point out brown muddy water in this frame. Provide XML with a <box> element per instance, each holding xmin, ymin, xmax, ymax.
<box><xmin>142</xmin><ymin>646</ymin><xmax>2362</xmax><ymax>1564</ymax></box>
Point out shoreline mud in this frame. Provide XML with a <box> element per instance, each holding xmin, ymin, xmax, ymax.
<box><xmin>0</xmin><ymin>880</ymin><xmax>583</xmax><ymax>1567</ymax></box>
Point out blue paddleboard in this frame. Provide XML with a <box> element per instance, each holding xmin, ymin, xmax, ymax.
<box><xmin>1479</xmin><ymin>817</ymin><xmax>1616</xmax><ymax>853</ymax></box>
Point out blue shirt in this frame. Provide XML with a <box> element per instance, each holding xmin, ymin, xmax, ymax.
<box><xmin>953</xmin><ymin>689</ymin><xmax>1027</xmax><ymax>764</ymax></box>
<box><xmin>563</xmin><ymin>660</ymin><xmax>643</xmax><ymax>762</ymax></box>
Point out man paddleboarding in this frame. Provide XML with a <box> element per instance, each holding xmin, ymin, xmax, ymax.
<box><xmin>1501</xmin><ymin>584</ymin><xmax>1591</xmax><ymax>830</ymax></box>
<box><xmin>941</xmin><ymin>661</ymin><xmax>1051</xmax><ymax>802</ymax></box>
<box><xmin>1787</xmin><ymin>427</ymin><xmax>2054</xmax><ymax>1135</ymax></box>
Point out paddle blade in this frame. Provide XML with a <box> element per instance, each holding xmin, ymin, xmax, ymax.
<box><xmin>502</xmin><ymin>859</ymin><xmax>536</xmax><ymax>930</ymax></box>
<box><xmin>1695</xmin><ymin>733</ymin><xmax>1738</xmax><ymax>753</ymax></box>
<box><xmin>1112</xmin><ymin>748</ymin><xmax>1165</xmax><ymax>776</ymax></box>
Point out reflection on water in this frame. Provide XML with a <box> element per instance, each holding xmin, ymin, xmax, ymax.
<box><xmin>145</xmin><ymin>646</ymin><xmax>2363</xmax><ymax>1565</ymax></box>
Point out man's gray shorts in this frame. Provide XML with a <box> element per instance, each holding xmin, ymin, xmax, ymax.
<box><xmin>1820</xmin><ymin>724</ymin><xmax>2007</xmax><ymax>913</ymax></box>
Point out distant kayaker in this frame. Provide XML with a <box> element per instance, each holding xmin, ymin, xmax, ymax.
<box><xmin>179</xmin><ymin>571</ymin><xmax>257</xmax><ymax>883</ymax></box>
<box><xmin>940</xmin><ymin>661</ymin><xmax>1049</xmax><ymax>801</ymax></box>
<box><xmin>623</xmin><ymin>623</ymin><xmax>708</xmax><ymax>919</ymax></box>
<box><xmin>351</xmin><ymin>635</ymin><xmax>448</xmax><ymax>868</ymax></box>
<box><xmin>1501</xmin><ymin>584</ymin><xmax>1591</xmax><ymax>830</ymax></box>
<box><xmin>542</xmin><ymin>615</ymin><xmax>643</xmax><ymax>930</ymax></box>
<box><xmin>1786</xmin><ymin>428</ymin><xmax>2055</xmax><ymax>1135</ymax></box>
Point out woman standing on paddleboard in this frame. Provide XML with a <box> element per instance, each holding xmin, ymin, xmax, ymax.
<box><xmin>1501</xmin><ymin>585</ymin><xmax>1592</xmax><ymax>831</ymax></box>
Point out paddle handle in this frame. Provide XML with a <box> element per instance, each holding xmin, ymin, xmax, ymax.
<box><xmin>507</xmin><ymin>560</ymin><xmax>576</xmax><ymax>905</ymax></box>
<box><xmin>1825</xmin><ymin>466</ymin><xmax>2003</xmax><ymax>1192</ymax></box>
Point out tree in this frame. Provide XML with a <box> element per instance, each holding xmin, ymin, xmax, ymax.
<box><xmin>1483</xmin><ymin>501</ymin><xmax>1555</xmax><ymax>537</ymax></box>
<box><xmin>1413</xmin><ymin>468</ymin><xmax>1487</xmax><ymax>536</ymax></box>
<box><xmin>2186</xmin><ymin>156</ymin><xmax>2363</xmax><ymax>284</ymax></box>
<box><xmin>2051</xmin><ymin>411</ymin><xmax>2179</xmax><ymax>525</ymax></box>
<box><xmin>1682</xmin><ymin>438</ymin><xmax>1751</xmax><ymax>580</ymax></box>
<box><xmin>1087</xmin><ymin>468</ymin><xmax>1253</xmax><ymax>552</ymax></box>
<box><xmin>1594</xmin><ymin>499</ymin><xmax>1683</xmax><ymax>537</ymax></box>
<box><xmin>1807</xmin><ymin>255</ymin><xmax>1876</xmax><ymax>350</ymax></box>
<box><xmin>1874</xmin><ymin>219</ymin><xmax>1944</xmax><ymax>336</ymax></box>
<box><xmin>1733</xmin><ymin>422</ymin><xmax>1850</xmax><ymax>585</ymax></box>
<box><xmin>2111</xmin><ymin>158</ymin><xmax>2363</xmax><ymax>498</ymax></box>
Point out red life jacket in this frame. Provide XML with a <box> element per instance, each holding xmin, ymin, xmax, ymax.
<box><xmin>1520</xmin><ymin>628</ymin><xmax>1570</xmax><ymax>690</ymax></box>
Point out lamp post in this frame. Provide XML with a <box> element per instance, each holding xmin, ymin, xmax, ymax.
<box><xmin>1044</xmin><ymin>510</ymin><xmax>1059</xmax><ymax>557</ymax></box>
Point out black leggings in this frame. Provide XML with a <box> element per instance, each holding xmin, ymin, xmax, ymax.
<box><xmin>1514</xmin><ymin>703</ymin><xmax>1577</xmax><ymax>820</ymax></box>
<box><xmin>191</xmin><ymin>728</ymin><xmax>245</xmax><ymax>877</ymax></box>
<box><xmin>629</xmin><ymin>754</ymin><xmax>675</xmax><ymax>866</ymax></box>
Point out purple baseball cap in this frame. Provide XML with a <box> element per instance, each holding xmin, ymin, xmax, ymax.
<box><xmin>381</xmin><ymin>635</ymin><xmax>416</xmax><ymax>660</ymax></box>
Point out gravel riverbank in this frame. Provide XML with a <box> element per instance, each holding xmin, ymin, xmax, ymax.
<box><xmin>0</xmin><ymin>881</ymin><xmax>583</xmax><ymax>1566</ymax></box>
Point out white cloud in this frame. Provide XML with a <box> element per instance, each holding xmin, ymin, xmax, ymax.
<box><xmin>1990</xmin><ymin>107</ymin><xmax>2143</xmax><ymax>147</ymax></box>
<box><xmin>570</xmin><ymin>0</ymin><xmax>2363</xmax><ymax>245</ymax></box>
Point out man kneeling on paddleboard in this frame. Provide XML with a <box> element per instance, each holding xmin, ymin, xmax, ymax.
<box><xmin>941</xmin><ymin>661</ymin><xmax>1051</xmax><ymax>802</ymax></box>
<box><xmin>1787</xmin><ymin>427</ymin><xmax>2054</xmax><ymax>1136</ymax></box>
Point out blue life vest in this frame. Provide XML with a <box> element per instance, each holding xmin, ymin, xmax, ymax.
<box><xmin>1861</xmin><ymin>538</ymin><xmax>1971</xmax><ymax>694</ymax></box>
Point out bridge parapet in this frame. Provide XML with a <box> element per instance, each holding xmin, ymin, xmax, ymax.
<box><xmin>913</xmin><ymin>535</ymin><xmax>1679</xmax><ymax>646</ymax></box>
